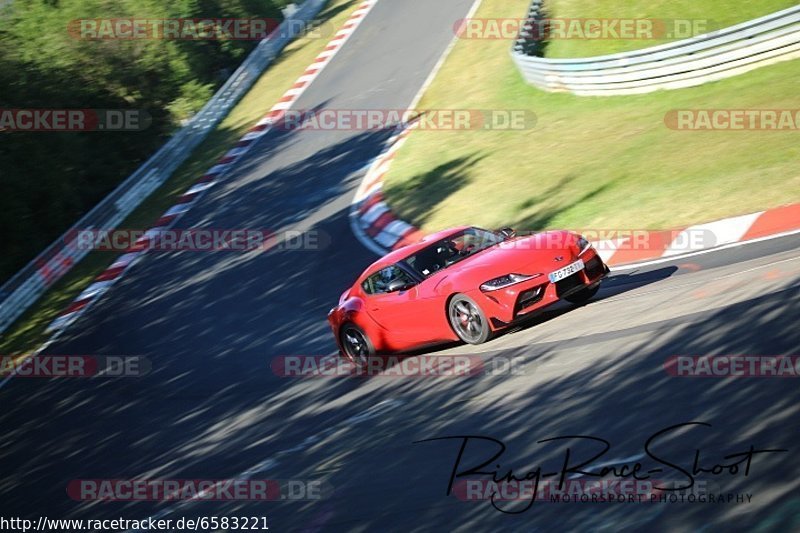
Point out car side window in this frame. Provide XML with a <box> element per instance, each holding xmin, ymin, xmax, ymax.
<box><xmin>362</xmin><ymin>265</ymin><xmax>415</xmax><ymax>295</ymax></box>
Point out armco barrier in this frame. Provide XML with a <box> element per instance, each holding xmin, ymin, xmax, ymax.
<box><xmin>0</xmin><ymin>0</ymin><xmax>327</xmax><ymax>335</ymax></box>
<box><xmin>511</xmin><ymin>4</ymin><xmax>800</xmax><ymax>96</ymax></box>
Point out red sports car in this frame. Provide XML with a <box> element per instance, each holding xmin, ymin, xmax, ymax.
<box><xmin>329</xmin><ymin>226</ymin><xmax>608</xmax><ymax>361</ymax></box>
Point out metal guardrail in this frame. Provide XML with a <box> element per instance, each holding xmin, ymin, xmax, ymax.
<box><xmin>511</xmin><ymin>3</ymin><xmax>800</xmax><ymax>96</ymax></box>
<box><xmin>0</xmin><ymin>0</ymin><xmax>328</xmax><ymax>335</ymax></box>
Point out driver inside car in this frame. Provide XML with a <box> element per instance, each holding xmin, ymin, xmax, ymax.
<box><xmin>374</xmin><ymin>266</ymin><xmax>413</xmax><ymax>294</ymax></box>
<box><xmin>436</xmin><ymin>240</ymin><xmax>460</xmax><ymax>266</ymax></box>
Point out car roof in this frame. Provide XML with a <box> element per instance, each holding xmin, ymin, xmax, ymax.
<box><xmin>361</xmin><ymin>226</ymin><xmax>471</xmax><ymax>276</ymax></box>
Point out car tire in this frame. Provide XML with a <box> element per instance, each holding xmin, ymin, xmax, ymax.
<box><xmin>448</xmin><ymin>294</ymin><xmax>491</xmax><ymax>345</ymax></box>
<box><xmin>565</xmin><ymin>283</ymin><xmax>600</xmax><ymax>304</ymax></box>
<box><xmin>340</xmin><ymin>324</ymin><xmax>375</xmax><ymax>368</ymax></box>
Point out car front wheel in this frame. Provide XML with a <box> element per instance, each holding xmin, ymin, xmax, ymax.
<box><xmin>448</xmin><ymin>294</ymin><xmax>491</xmax><ymax>345</ymax></box>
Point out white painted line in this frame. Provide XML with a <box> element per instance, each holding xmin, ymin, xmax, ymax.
<box><xmin>373</xmin><ymin>158</ymin><xmax>393</xmax><ymax>176</ymax></box>
<box><xmin>45</xmin><ymin>313</ymin><xmax>74</xmax><ymax>333</ymax></box>
<box><xmin>76</xmin><ymin>281</ymin><xmax>114</xmax><ymax>301</ymax></box>
<box><xmin>163</xmin><ymin>203</ymin><xmax>191</xmax><ymax>217</ymax></box>
<box><xmin>663</xmin><ymin>212</ymin><xmax>763</xmax><ymax>256</ymax></box>
<box><xmin>185</xmin><ymin>181</ymin><xmax>216</xmax><ymax>195</ymax></box>
<box><xmin>271</xmin><ymin>100</ymin><xmax>295</xmax><ymax>111</ymax></box>
<box><xmin>256</xmin><ymin>115</ymin><xmax>277</xmax><ymax>126</ymax></box>
<box><xmin>110</xmin><ymin>253</ymin><xmax>140</xmax><ymax>269</ymax></box>
<box><xmin>223</xmin><ymin>146</ymin><xmax>248</xmax><ymax>158</ymax></box>
<box><xmin>360</xmin><ymin>181</ymin><xmax>383</xmax><ymax>200</ymax></box>
<box><xmin>382</xmin><ymin>219</ymin><xmax>413</xmax><ymax>238</ymax></box>
<box><xmin>207</xmin><ymin>164</ymin><xmax>228</xmax><ymax>175</ymax></box>
<box><xmin>240</xmin><ymin>130</ymin><xmax>264</xmax><ymax>141</ymax></box>
<box><xmin>350</xmin><ymin>211</ymin><xmax>386</xmax><ymax>256</ymax></box>
<box><xmin>361</xmin><ymin>202</ymin><xmax>390</xmax><ymax>225</ymax></box>
<box><xmin>375</xmin><ymin>228</ymin><xmax>403</xmax><ymax>248</ymax></box>
<box><xmin>316</xmin><ymin>49</ymin><xmax>337</xmax><ymax>59</ymax></box>
<box><xmin>610</xmin><ymin>228</ymin><xmax>800</xmax><ymax>270</ymax></box>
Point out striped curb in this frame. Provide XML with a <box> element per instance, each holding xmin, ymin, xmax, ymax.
<box><xmin>594</xmin><ymin>204</ymin><xmax>800</xmax><ymax>265</ymax></box>
<box><xmin>350</xmin><ymin>127</ymin><xmax>800</xmax><ymax>265</ymax></box>
<box><xmin>45</xmin><ymin>0</ymin><xmax>380</xmax><ymax>336</ymax></box>
<box><xmin>348</xmin><ymin>0</ymin><xmax>484</xmax><ymax>256</ymax></box>
<box><xmin>350</xmin><ymin>124</ymin><xmax>426</xmax><ymax>254</ymax></box>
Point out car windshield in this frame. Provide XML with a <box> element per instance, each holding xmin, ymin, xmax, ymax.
<box><xmin>403</xmin><ymin>228</ymin><xmax>504</xmax><ymax>278</ymax></box>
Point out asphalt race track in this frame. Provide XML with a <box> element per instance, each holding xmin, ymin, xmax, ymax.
<box><xmin>1</xmin><ymin>0</ymin><xmax>799</xmax><ymax>531</ymax></box>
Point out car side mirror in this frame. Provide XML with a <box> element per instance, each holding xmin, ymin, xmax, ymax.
<box><xmin>499</xmin><ymin>227</ymin><xmax>517</xmax><ymax>240</ymax></box>
<box><xmin>386</xmin><ymin>279</ymin><xmax>413</xmax><ymax>293</ymax></box>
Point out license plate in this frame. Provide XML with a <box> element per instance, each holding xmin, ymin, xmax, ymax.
<box><xmin>549</xmin><ymin>259</ymin><xmax>584</xmax><ymax>283</ymax></box>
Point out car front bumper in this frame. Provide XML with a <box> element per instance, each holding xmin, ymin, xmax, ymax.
<box><xmin>465</xmin><ymin>248</ymin><xmax>609</xmax><ymax>327</ymax></box>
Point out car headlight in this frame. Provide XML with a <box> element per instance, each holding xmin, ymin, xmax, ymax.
<box><xmin>480</xmin><ymin>273</ymin><xmax>540</xmax><ymax>292</ymax></box>
<box><xmin>576</xmin><ymin>235</ymin><xmax>590</xmax><ymax>253</ymax></box>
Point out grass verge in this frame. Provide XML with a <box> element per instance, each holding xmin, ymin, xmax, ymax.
<box><xmin>543</xmin><ymin>0</ymin><xmax>798</xmax><ymax>58</ymax></box>
<box><xmin>382</xmin><ymin>0</ymin><xmax>799</xmax><ymax>235</ymax></box>
<box><xmin>0</xmin><ymin>0</ymin><xmax>360</xmax><ymax>356</ymax></box>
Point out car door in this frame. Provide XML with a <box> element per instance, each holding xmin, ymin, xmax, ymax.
<box><xmin>363</xmin><ymin>265</ymin><xmax>428</xmax><ymax>345</ymax></box>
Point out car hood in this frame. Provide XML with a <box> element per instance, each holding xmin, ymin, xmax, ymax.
<box><xmin>430</xmin><ymin>231</ymin><xmax>578</xmax><ymax>290</ymax></box>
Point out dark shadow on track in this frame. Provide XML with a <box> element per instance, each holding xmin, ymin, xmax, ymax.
<box><xmin>274</xmin><ymin>282</ymin><xmax>800</xmax><ymax>531</ymax></box>
<box><xmin>413</xmin><ymin>266</ymin><xmax>679</xmax><ymax>354</ymax></box>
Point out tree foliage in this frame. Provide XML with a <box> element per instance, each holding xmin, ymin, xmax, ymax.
<box><xmin>0</xmin><ymin>0</ymin><xmax>289</xmax><ymax>282</ymax></box>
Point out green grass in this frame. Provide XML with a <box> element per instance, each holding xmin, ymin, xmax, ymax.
<box><xmin>383</xmin><ymin>0</ymin><xmax>800</xmax><ymax>235</ymax></box>
<box><xmin>0</xmin><ymin>0</ymin><xmax>361</xmax><ymax>356</ymax></box>
<box><xmin>544</xmin><ymin>0</ymin><xmax>799</xmax><ymax>57</ymax></box>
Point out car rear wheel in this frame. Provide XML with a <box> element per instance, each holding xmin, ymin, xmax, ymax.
<box><xmin>448</xmin><ymin>294</ymin><xmax>491</xmax><ymax>345</ymax></box>
<box><xmin>340</xmin><ymin>324</ymin><xmax>375</xmax><ymax>367</ymax></box>
<box><xmin>565</xmin><ymin>283</ymin><xmax>600</xmax><ymax>304</ymax></box>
